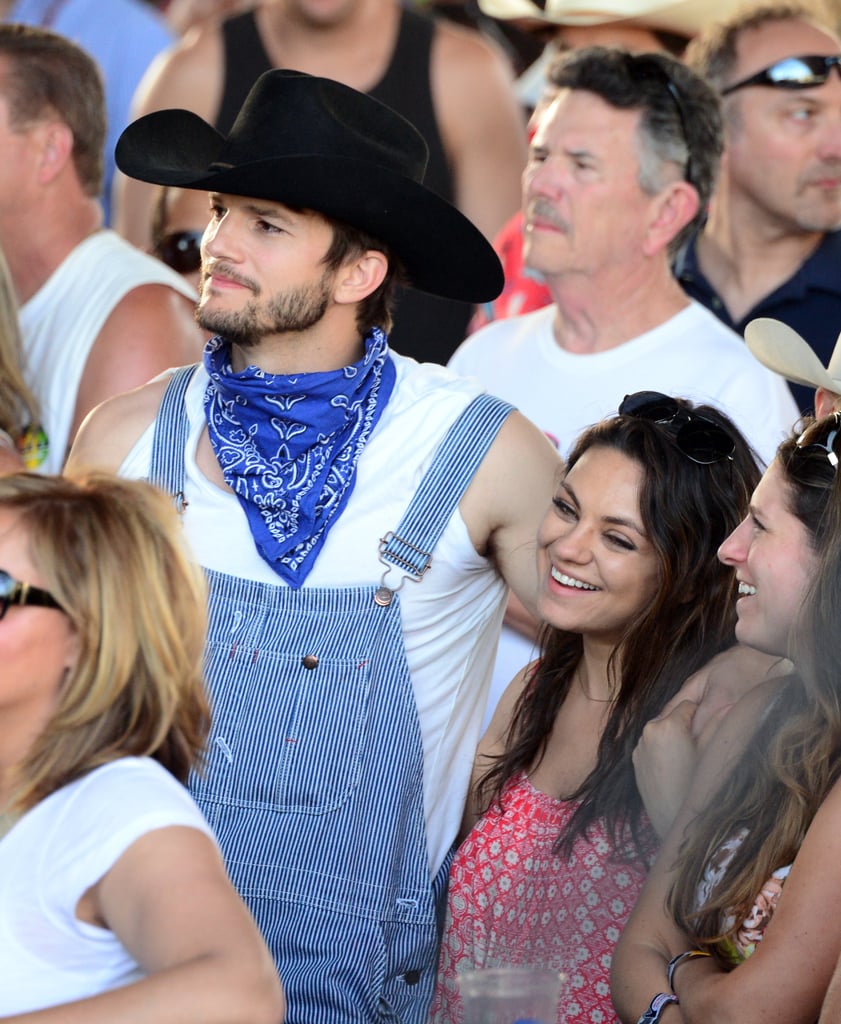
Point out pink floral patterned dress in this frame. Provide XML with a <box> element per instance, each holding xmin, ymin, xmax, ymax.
<box><xmin>429</xmin><ymin>772</ymin><xmax>657</xmax><ymax>1024</ymax></box>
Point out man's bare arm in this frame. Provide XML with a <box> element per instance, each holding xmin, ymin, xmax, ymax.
<box><xmin>460</xmin><ymin>410</ymin><xmax>563</xmax><ymax>615</ymax></box>
<box><xmin>433</xmin><ymin>22</ymin><xmax>527</xmax><ymax>242</ymax></box>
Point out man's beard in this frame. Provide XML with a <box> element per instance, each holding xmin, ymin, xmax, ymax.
<box><xmin>197</xmin><ymin>271</ymin><xmax>333</xmax><ymax>347</ymax></box>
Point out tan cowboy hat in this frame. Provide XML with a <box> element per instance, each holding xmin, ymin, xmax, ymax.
<box><xmin>745</xmin><ymin>317</ymin><xmax>841</xmax><ymax>394</ymax></box>
<box><xmin>477</xmin><ymin>0</ymin><xmax>744</xmax><ymax>35</ymax></box>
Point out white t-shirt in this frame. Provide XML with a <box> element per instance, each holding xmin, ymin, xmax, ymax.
<box><xmin>0</xmin><ymin>758</ymin><xmax>213</xmax><ymax>1014</ymax></box>
<box><xmin>450</xmin><ymin>301</ymin><xmax>797</xmax><ymax>466</ymax></box>
<box><xmin>449</xmin><ymin>301</ymin><xmax>800</xmax><ymax>718</ymax></box>
<box><xmin>120</xmin><ymin>355</ymin><xmax>509</xmax><ymax>873</ymax></box>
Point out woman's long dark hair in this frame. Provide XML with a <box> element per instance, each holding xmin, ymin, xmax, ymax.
<box><xmin>477</xmin><ymin>402</ymin><xmax>761</xmax><ymax>862</ymax></box>
<box><xmin>669</xmin><ymin>415</ymin><xmax>841</xmax><ymax>963</ymax></box>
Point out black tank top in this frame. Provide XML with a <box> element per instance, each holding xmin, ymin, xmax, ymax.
<box><xmin>215</xmin><ymin>7</ymin><xmax>473</xmax><ymax>363</ymax></box>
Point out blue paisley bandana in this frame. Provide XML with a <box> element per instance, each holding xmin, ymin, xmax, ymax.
<box><xmin>204</xmin><ymin>328</ymin><xmax>396</xmax><ymax>587</ymax></box>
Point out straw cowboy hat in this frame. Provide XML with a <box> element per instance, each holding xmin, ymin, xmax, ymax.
<box><xmin>476</xmin><ymin>0</ymin><xmax>745</xmax><ymax>35</ymax></box>
<box><xmin>746</xmin><ymin>318</ymin><xmax>841</xmax><ymax>396</ymax></box>
<box><xmin>115</xmin><ymin>69</ymin><xmax>503</xmax><ymax>303</ymax></box>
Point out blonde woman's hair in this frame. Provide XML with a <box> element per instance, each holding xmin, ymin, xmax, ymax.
<box><xmin>3</xmin><ymin>473</ymin><xmax>209</xmax><ymax>812</ymax></box>
<box><xmin>0</xmin><ymin>246</ymin><xmax>38</xmax><ymax>440</ymax></box>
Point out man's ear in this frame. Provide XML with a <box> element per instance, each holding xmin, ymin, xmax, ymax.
<box><xmin>37</xmin><ymin>121</ymin><xmax>75</xmax><ymax>185</ymax></box>
<box><xmin>642</xmin><ymin>180</ymin><xmax>699</xmax><ymax>258</ymax></box>
<box><xmin>332</xmin><ymin>249</ymin><xmax>389</xmax><ymax>305</ymax></box>
<box><xmin>815</xmin><ymin>386</ymin><xmax>841</xmax><ymax>419</ymax></box>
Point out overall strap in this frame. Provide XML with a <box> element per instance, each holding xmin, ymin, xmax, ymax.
<box><xmin>148</xmin><ymin>364</ymin><xmax>198</xmax><ymax>504</ymax></box>
<box><xmin>378</xmin><ymin>393</ymin><xmax>514</xmax><ymax>585</ymax></box>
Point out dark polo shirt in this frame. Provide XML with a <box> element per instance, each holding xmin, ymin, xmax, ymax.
<box><xmin>676</xmin><ymin>230</ymin><xmax>841</xmax><ymax>416</ymax></box>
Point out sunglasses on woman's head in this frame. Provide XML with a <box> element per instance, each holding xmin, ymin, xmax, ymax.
<box><xmin>795</xmin><ymin>412</ymin><xmax>841</xmax><ymax>472</ymax></box>
<box><xmin>722</xmin><ymin>54</ymin><xmax>841</xmax><ymax>96</ymax></box>
<box><xmin>0</xmin><ymin>569</ymin><xmax>63</xmax><ymax>620</ymax></box>
<box><xmin>619</xmin><ymin>391</ymin><xmax>736</xmax><ymax>465</ymax></box>
<box><xmin>154</xmin><ymin>230</ymin><xmax>203</xmax><ymax>276</ymax></box>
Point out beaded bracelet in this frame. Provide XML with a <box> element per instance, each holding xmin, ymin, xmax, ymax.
<box><xmin>667</xmin><ymin>949</ymin><xmax>712</xmax><ymax>993</ymax></box>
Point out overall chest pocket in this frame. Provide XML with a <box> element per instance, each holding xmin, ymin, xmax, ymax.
<box><xmin>197</xmin><ymin>641</ymin><xmax>374</xmax><ymax>814</ymax></box>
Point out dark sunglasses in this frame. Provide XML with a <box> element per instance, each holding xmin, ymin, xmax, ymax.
<box><xmin>630</xmin><ymin>55</ymin><xmax>694</xmax><ymax>188</ymax></box>
<box><xmin>154</xmin><ymin>230</ymin><xmax>203</xmax><ymax>275</ymax></box>
<box><xmin>722</xmin><ymin>54</ymin><xmax>841</xmax><ymax>96</ymax></box>
<box><xmin>619</xmin><ymin>391</ymin><xmax>736</xmax><ymax>465</ymax></box>
<box><xmin>0</xmin><ymin>569</ymin><xmax>64</xmax><ymax>620</ymax></box>
<box><xmin>795</xmin><ymin>413</ymin><xmax>840</xmax><ymax>472</ymax></box>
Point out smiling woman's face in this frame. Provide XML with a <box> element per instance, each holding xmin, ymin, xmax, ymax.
<box><xmin>718</xmin><ymin>458</ymin><xmax>819</xmax><ymax>657</ymax></box>
<box><xmin>537</xmin><ymin>445</ymin><xmax>660</xmax><ymax>647</ymax></box>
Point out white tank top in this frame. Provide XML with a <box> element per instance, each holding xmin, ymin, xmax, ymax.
<box><xmin>20</xmin><ymin>230</ymin><xmax>196</xmax><ymax>473</ymax></box>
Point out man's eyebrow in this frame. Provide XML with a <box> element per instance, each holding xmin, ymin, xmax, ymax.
<box><xmin>565</xmin><ymin>146</ymin><xmax>597</xmax><ymax>161</ymax></box>
<box><xmin>210</xmin><ymin>194</ymin><xmax>296</xmax><ymax>223</ymax></box>
<box><xmin>243</xmin><ymin>202</ymin><xmax>295</xmax><ymax>221</ymax></box>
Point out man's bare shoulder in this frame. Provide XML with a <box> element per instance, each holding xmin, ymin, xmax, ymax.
<box><xmin>66</xmin><ymin>376</ymin><xmax>172</xmax><ymax>476</ymax></box>
<box><xmin>71</xmin><ymin>285</ymin><xmax>202</xmax><ymax>441</ymax></box>
<box><xmin>430</xmin><ymin>13</ymin><xmax>514</xmax><ymax>68</ymax></box>
<box><xmin>98</xmin><ymin>283</ymin><xmax>203</xmax><ymax>366</ymax></box>
<box><xmin>431</xmin><ymin>15</ymin><xmax>522</xmax><ymax>102</ymax></box>
<box><xmin>115</xmin><ymin>17</ymin><xmax>224</xmax><ymax>243</ymax></box>
<box><xmin>131</xmin><ymin>16</ymin><xmax>225</xmax><ymax>122</ymax></box>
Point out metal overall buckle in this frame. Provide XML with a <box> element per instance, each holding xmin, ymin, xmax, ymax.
<box><xmin>374</xmin><ymin>531</ymin><xmax>433</xmax><ymax>607</ymax></box>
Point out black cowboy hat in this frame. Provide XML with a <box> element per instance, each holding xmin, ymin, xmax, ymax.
<box><xmin>116</xmin><ymin>69</ymin><xmax>503</xmax><ymax>303</ymax></box>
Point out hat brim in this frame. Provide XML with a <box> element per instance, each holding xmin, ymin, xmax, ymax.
<box><xmin>116</xmin><ymin>108</ymin><xmax>503</xmax><ymax>304</ymax></box>
<box><xmin>746</xmin><ymin>317</ymin><xmax>841</xmax><ymax>393</ymax></box>
<box><xmin>477</xmin><ymin>0</ymin><xmax>743</xmax><ymax>35</ymax></box>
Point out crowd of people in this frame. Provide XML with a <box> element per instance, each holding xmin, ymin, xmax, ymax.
<box><xmin>2</xmin><ymin>1</ymin><xmax>841</xmax><ymax>1023</ymax></box>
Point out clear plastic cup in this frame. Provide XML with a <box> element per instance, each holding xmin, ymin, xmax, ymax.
<box><xmin>456</xmin><ymin>965</ymin><xmax>566</xmax><ymax>1024</ymax></box>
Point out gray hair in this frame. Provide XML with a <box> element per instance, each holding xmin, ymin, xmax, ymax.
<box><xmin>547</xmin><ymin>46</ymin><xmax>723</xmax><ymax>253</ymax></box>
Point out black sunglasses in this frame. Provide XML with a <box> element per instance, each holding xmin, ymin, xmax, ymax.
<box><xmin>619</xmin><ymin>391</ymin><xmax>736</xmax><ymax>465</ymax></box>
<box><xmin>722</xmin><ymin>54</ymin><xmax>841</xmax><ymax>96</ymax></box>
<box><xmin>795</xmin><ymin>413</ymin><xmax>841</xmax><ymax>472</ymax></box>
<box><xmin>154</xmin><ymin>230</ymin><xmax>203</xmax><ymax>275</ymax></box>
<box><xmin>630</xmin><ymin>55</ymin><xmax>694</xmax><ymax>188</ymax></box>
<box><xmin>0</xmin><ymin>569</ymin><xmax>64</xmax><ymax>620</ymax></box>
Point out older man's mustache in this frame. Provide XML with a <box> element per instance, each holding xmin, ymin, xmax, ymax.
<box><xmin>525</xmin><ymin>198</ymin><xmax>570</xmax><ymax>234</ymax></box>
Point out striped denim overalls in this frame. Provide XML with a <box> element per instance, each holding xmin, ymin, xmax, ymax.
<box><xmin>149</xmin><ymin>367</ymin><xmax>513</xmax><ymax>1023</ymax></box>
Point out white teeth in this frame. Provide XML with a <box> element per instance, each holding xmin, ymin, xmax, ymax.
<box><xmin>551</xmin><ymin>567</ymin><xmax>598</xmax><ymax>590</ymax></box>
<box><xmin>738</xmin><ymin>581</ymin><xmax>757</xmax><ymax>596</ymax></box>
